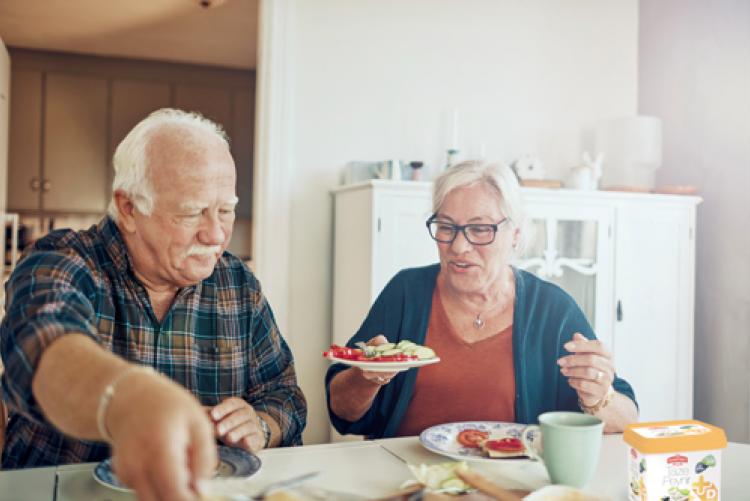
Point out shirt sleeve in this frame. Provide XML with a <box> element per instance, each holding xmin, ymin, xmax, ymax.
<box><xmin>553</xmin><ymin>291</ymin><xmax>638</xmax><ymax>411</ymax></box>
<box><xmin>242</xmin><ymin>276</ymin><xmax>307</xmax><ymax>446</ymax></box>
<box><xmin>1</xmin><ymin>250</ymin><xmax>100</xmax><ymax>425</ymax></box>
<box><xmin>324</xmin><ymin>271</ymin><xmax>407</xmax><ymax>438</ymax></box>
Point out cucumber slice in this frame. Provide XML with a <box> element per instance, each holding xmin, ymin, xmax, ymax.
<box><xmin>374</xmin><ymin>343</ymin><xmax>396</xmax><ymax>352</ymax></box>
<box><xmin>396</xmin><ymin>340</ymin><xmax>416</xmax><ymax>349</ymax></box>
<box><xmin>413</xmin><ymin>347</ymin><xmax>436</xmax><ymax>360</ymax></box>
<box><xmin>379</xmin><ymin>349</ymin><xmax>401</xmax><ymax>356</ymax></box>
<box><xmin>440</xmin><ymin>478</ymin><xmax>466</xmax><ymax>491</ymax></box>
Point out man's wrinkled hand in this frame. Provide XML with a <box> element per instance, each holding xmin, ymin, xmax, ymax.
<box><xmin>107</xmin><ymin>371</ymin><xmax>217</xmax><ymax>501</ymax></box>
<box><xmin>208</xmin><ymin>397</ymin><xmax>265</xmax><ymax>452</ymax></box>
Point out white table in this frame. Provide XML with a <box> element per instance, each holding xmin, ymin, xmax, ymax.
<box><xmin>1</xmin><ymin>436</ymin><xmax>748</xmax><ymax>500</ymax></box>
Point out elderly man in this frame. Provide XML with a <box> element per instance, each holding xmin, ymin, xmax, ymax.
<box><xmin>0</xmin><ymin>109</ymin><xmax>306</xmax><ymax>499</ymax></box>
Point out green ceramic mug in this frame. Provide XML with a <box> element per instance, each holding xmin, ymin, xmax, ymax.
<box><xmin>522</xmin><ymin>411</ymin><xmax>604</xmax><ymax>488</ymax></box>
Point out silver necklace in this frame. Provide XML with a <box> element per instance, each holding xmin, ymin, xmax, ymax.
<box><xmin>473</xmin><ymin>313</ymin><xmax>485</xmax><ymax>329</ymax></box>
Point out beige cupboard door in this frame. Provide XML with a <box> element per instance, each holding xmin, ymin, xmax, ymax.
<box><xmin>231</xmin><ymin>88</ymin><xmax>254</xmax><ymax>219</ymax></box>
<box><xmin>7</xmin><ymin>69</ymin><xmax>42</xmax><ymax>211</ymax></box>
<box><xmin>174</xmin><ymin>84</ymin><xmax>232</xmax><ymax>132</ymax></box>
<box><xmin>43</xmin><ymin>73</ymin><xmax>108</xmax><ymax>212</ymax></box>
<box><xmin>109</xmin><ymin>79</ymin><xmax>171</xmax><ymax>190</ymax></box>
<box><xmin>110</xmin><ymin>79</ymin><xmax>171</xmax><ymax>154</ymax></box>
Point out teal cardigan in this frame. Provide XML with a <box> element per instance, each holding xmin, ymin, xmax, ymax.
<box><xmin>325</xmin><ymin>264</ymin><xmax>637</xmax><ymax>438</ymax></box>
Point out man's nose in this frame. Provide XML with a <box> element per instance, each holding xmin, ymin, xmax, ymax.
<box><xmin>198</xmin><ymin>214</ymin><xmax>226</xmax><ymax>245</ymax></box>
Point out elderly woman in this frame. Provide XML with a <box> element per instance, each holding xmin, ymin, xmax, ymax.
<box><xmin>326</xmin><ymin>160</ymin><xmax>638</xmax><ymax>438</ymax></box>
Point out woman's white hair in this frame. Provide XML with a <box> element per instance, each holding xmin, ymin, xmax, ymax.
<box><xmin>432</xmin><ymin>160</ymin><xmax>531</xmax><ymax>255</ymax></box>
<box><xmin>107</xmin><ymin>108</ymin><xmax>229</xmax><ymax>222</ymax></box>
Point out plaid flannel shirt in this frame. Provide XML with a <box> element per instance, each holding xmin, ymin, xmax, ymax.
<box><xmin>1</xmin><ymin>217</ymin><xmax>306</xmax><ymax>468</ymax></box>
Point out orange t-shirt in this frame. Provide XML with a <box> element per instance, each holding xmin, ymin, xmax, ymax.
<box><xmin>395</xmin><ymin>287</ymin><xmax>516</xmax><ymax>437</ymax></box>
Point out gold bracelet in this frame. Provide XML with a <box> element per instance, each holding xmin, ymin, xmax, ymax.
<box><xmin>579</xmin><ymin>385</ymin><xmax>615</xmax><ymax>415</ymax></box>
<box><xmin>96</xmin><ymin>365</ymin><xmax>156</xmax><ymax>443</ymax></box>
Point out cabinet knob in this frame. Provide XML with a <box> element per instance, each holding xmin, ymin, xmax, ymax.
<box><xmin>42</xmin><ymin>180</ymin><xmax>52</xmax><ymax>192</ymax></box>
<box><xmin>616</xmin><ymin>300</ymin><xmax>623</xmax><ymax>322</ymax></box>
<box><xmin>30</xmin><ymin>178</ymin><xmax>41</xmax><ymax>191</ymax></box>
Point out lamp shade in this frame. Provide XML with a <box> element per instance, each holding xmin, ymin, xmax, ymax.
<box><xmin>595</xmin><ymin>116</ymin><xmax>662</xmax><ymax>190</ymax></box>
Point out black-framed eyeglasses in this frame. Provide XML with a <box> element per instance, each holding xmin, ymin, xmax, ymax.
<box><xmin>426</xmin><ymin>214</ymin><xmax>509</xmax><ymax>246</ymax></box>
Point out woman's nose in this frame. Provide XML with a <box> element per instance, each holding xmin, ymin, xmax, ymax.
<box><xmin>450</xmin><ymin>229</ymin><xmax>473</xmax><ymax>253</ymax></box>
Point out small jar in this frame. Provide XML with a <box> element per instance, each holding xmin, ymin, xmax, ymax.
<box><xmin>409</xmin><ymin>161</ymin><xmax>424</xmax><ymax>181</ymax></box>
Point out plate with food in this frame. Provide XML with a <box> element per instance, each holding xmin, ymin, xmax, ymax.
<box><xmin>323</xmin><ymin>340</ymin><xmax>440</xmax><ymax>372</ymax></box>
<box><xmin>419</xmin><ymin>421</ymin><xmax>541</xmax><ymax>463</ymax></box>
<box><xmin>93</xmin><ymin>445</ymin><xmax>262</xmax><ymax>492</ymax></box>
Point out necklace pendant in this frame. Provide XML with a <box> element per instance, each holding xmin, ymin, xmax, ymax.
<box><xmin>473</xmin><ymin>315</ymin><xmax>485</xmax><ymax>329</ymax></box>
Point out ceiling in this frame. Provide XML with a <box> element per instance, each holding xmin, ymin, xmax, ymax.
<box><xmin>0</xmin><ymin>0</ymin><xmax>258</xmax><ymax>69</ymax></box>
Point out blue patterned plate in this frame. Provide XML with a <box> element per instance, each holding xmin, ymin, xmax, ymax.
<box><xmin>93</xmin><ymin>445</ymin><xmax>262</xmax><ymax>492</ymax></box>
<box><xmin>419</xmin><ymin>421</ymin><xmax>541</xmax><ymax>463</ymax></box>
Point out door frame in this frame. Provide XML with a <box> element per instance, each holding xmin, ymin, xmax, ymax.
<box><xmin>252</xmin><ymin>0</ymin><xmax>293</xmax><ymax>338</ymax></box>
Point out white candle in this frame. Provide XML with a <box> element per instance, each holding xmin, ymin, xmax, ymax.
<box><xmin>450</xmin><ymin>108</ymin><xmax>459</xmax><ymax>149</ymax></box>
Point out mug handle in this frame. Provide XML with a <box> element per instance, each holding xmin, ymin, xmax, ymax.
<box><xmin>521</xmin><ymin>425</ymin><xmax>542</xmax><ymax>461</ymax></box>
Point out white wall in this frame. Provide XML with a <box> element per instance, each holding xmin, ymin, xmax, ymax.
<box><xmin>640</xmin><ymin>0</ymin><xmax>750</xmax><ymax>443</ymax></box>
<box><xmin>265</xmin><ymin>0</ymin><xmax>638</xmax><ymax>444</ymax></box>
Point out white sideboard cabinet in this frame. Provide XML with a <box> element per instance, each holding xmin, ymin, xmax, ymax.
<box><xmin>332</xmin><ymin>180</ymin><xmax>701</xmax><ymax>422</ymax></box>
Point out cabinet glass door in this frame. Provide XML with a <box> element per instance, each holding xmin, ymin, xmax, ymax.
<box><xmin>513</xmin><ymin>201</ymin><xmax>614</xmax><ymax>345</ymax></box>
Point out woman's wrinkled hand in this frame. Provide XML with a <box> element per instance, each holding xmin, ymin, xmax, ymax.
<box><xmin>358</xmin><ymin>335</ymin><xmax>398</xmax><ymax>386</ymax></box>
<box><xmin>557</xmin><ymin>332</ymin><xmax>615</xmax><ymax>407</ymax></box>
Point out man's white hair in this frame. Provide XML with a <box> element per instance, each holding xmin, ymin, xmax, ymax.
<box><xmin>432</xmin><ymin>160</ymin><xmax>532</xmax><ymax>256</ymax></box>
<box><xmin>108</xmin><ymin>108</ymin><xmax>229</xmax><ymax>222</ymax></box>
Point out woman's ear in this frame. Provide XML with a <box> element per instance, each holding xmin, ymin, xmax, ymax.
<box><xmin>512</xmin><ymin>228</ymin><xmax>521</xmax><ymax>250</ymax></box>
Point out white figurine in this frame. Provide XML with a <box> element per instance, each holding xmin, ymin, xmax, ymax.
<box><xmin>512</xmin><ymin>155</ymin><xmax>546</xmax><ymax>181</ymax></box>
<box><xmin>567</xmin><ymin>151</ymin><xmax>604</xmax><ymax>190</ymax></box>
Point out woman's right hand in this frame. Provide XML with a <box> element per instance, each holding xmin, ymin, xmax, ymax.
<box><xmin>358</xmin><ymin>335</ymin><xmax>398</xmax><ymax>386</ymax></box>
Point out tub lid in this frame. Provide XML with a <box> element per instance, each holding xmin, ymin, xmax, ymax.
<box><xmin>624</xmin><ymin>420</ymin><xmax>727</xmax><ymax>454</ymax></box>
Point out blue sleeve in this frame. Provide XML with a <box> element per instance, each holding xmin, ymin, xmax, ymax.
<box><xmin>324</xmin><ymin>271</ymin><xmax>408</xmax><ymax>437</ymax></box>
<box><xmin>1</xmin><ymin>251</ymin><xmax>100</xmax><ymax>425</ymax></box>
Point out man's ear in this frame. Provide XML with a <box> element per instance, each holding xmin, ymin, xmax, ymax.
<box><xmin>114</xmin><ymin>191</ymin><xmax>138</xmax><ymax>233</ymax></box>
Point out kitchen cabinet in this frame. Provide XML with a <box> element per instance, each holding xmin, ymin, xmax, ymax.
<box><xmin>7</xmin><ymin>71</ymin><xmax>108</xmax><ymax>213</ymax></box>
<box><xmin>6</xmin><ymin>50</ymin><xmax>255</xmax><ymax>259</ymax></box>
<box><xmin>7</xmin><ymin>69</ymin><xmax>42</xmax><ymax>211</ymax></box>
<box><xmin>110</xmin><ymin>79</ymin><xmax>171</xmax><ymax>160</ymax></box>
<box><xmin>332</xmin><ymin>180</ymin><xmax>700</xmax><ymax>422</ymax></box>
<box><xmin>44</xmin><ymin>73</ymin><xmax>109</xmax><ymax>212</ymax></box>
<box><xmin>0</xmin><ymin>40</ymin><xmax>8</xmax><ymax>212</ymax></box>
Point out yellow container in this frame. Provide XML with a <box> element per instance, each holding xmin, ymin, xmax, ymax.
<box><xmin>624</xmin><ymin>420</ymin><xmax>727</xmax><ymax>501</ymax></box>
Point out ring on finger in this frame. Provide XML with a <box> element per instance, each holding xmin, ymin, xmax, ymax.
<box><xmin>595</xmin><ymin>370</ymin><xmax>603</xmax><ymax>382</ymax></box>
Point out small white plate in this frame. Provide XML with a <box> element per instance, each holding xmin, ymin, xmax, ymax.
<box><xmin>93</xmin><ymin>446</ymin><xmax>262</xmax><ymax>492</ymax></box>
<box><xmin>326</xmin><ymin>355</ymin><xmax>441</xmax><ymax>372</ymax></box>
<box><xmin>524</xmin><ymin>485</ymin><xmax>609</xmax><ymax>501</ymax></box>
<box><xmin>419</xmin><ymin>421</ymin><xmax>541</xmax><ymax>463</ymax></box>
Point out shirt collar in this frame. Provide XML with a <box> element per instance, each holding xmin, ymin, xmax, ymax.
<box><xmin>99</xmin><ymin>215</ymin><xmax>137</xmax><ymax>276</ymax></box>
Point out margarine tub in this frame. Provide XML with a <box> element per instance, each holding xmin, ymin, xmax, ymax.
<box><xmin>624</xmin><ymin>420</ymin><xmax>727</xmax><ymax>501</ymax></box>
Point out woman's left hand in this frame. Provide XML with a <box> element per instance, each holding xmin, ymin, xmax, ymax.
<box><xmin>557</xmin><ymin>332</ymin><xmax>615</xmax><ymax>407</ymax></box>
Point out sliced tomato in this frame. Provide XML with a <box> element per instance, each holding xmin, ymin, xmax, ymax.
<box><xmin>372</xmin><ymin>354</ymin><xmax>418</xmax><ymax>362</ymax></box>
<box><xmin>324</xmin><ymin>347</ymin><xmax>363</xmax><ymax>360</ymax></box>
<box><xmin>484</xmin><ymin>437</ymin><xmax>524</xmax><ymax>453</ymax></box>
<box><xmin>457</xmin><ymin>429</ymin><xmax>490</xmax><ymax>448</ymax></box>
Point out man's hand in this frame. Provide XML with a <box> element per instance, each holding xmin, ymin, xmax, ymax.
<box><xmin>106</xmin><ymin>371</ymin><xmax>217</xmax><ymax>501</ymax></box>
<box><xmin>207</xmin><ymin>397</ymin><xmax>266</xmax><ymax>452</ymax></box>
<box><xmin>32</xmin><ymin>335</ymin><xmax>218</xmax><ymax>501</ymax></box>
